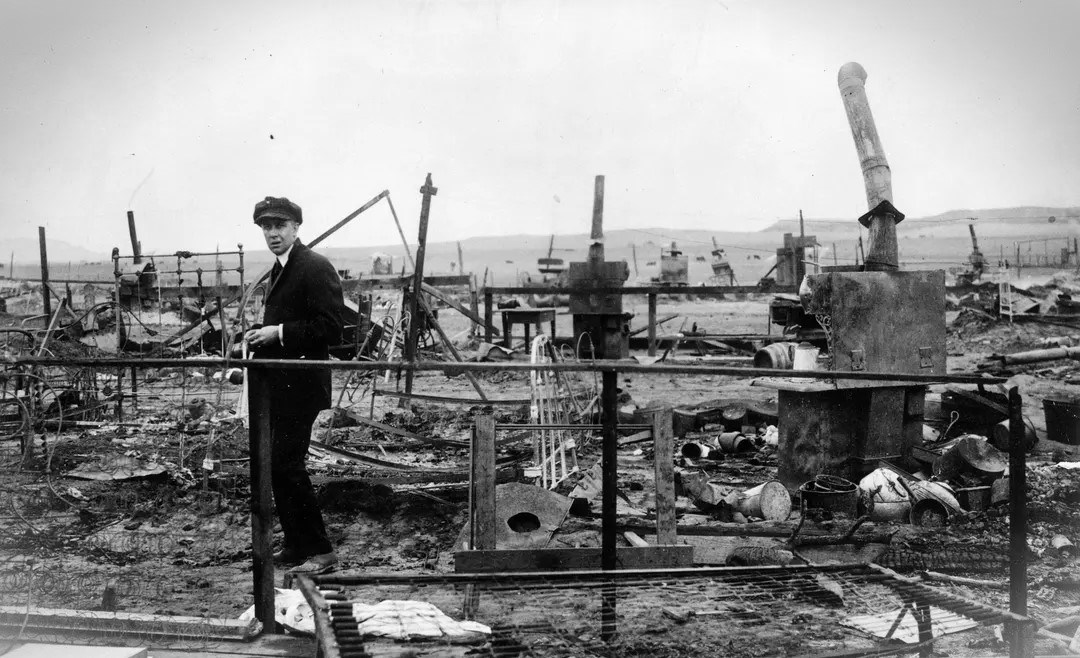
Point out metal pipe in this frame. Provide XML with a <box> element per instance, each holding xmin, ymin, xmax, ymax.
<box><xmin>9</xmin><ymin>356</ymin><xmax>1009</xmax><ymax>384</ymax></box>
<box><xmin>127</xmin><ymin>210</ymin><xmax>142</xmax><ymax>264</ymax></box>
<box><xmin>246</xmin><ymin>369</ymin><xmax>276</xmax><ymax>631</ymax></box>
<box><xmin>591</xmin><ymin>175</ymin><xmax>605</xmax><ymax>242</ymax></box>
<box><xmin>1008</xmin><ymin>386</ymin><xmax>1033</xmax><ymax>657</ymax></box>
<box><xmin>600</xmin><ymin>369</ymin><xmax>618</xmax><ymax>642</ymax></box>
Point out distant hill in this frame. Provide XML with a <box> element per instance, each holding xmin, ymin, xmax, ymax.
<box><xmin>762</xmin><ymin>206</ymin><xmax>1080</xmax><ymax>234</ymax></box>
<box><xmin>6</xmin><ymin>205</ymin><xmax>1077</xmax><ymax>287</ymax></box>
<box><xmin>3</xmin><ymin>237</ymin><xmax>106</xmax><ymax>268</ymax></box>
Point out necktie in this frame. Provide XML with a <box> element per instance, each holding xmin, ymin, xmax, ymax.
<box><xmin>271</xmin><ymin>261</ymin><xmax>283</xmax><ymax>286</ymax></box>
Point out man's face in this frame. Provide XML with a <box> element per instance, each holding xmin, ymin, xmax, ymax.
<box><xmin>259</xmin><ymin>219</ymin><xmax>299</xmax><ymax>256</ymax></box>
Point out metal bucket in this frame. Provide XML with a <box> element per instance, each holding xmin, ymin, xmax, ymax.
<box><xmin>753</xmin><ymin>342</ymin><xmax>796</xmax><ymax>370</ymax></box>
<box><xmin>799</xmin><ymin>474</ymin><xmax>858</xmax><ymax>517</ymax></box>
<box><xmin>1044</xmin><ymin>396</ymin><xmax>1080</xmax><ymax>445</ymax></box>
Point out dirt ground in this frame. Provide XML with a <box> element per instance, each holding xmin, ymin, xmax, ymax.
<box><xmin>3</xmin><ymin>290</ymin><xmax>1080</xmax><ymax>656</ymax></box>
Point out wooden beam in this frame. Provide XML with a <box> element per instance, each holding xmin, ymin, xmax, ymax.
<box><xmin>454</xmin><ymin>546</ymin><xmax>693</xmax><ymax>573</ymax></box>
<box><xmin>405</xmin><ymin>174</ymin><xmax>436</xmax><ymax>396</ymax></box>
<box><xmin>471</xmin><ymin>416</ymin><xmax>497</xmax><ymax>550</ymax></box>
<box><xmin>0</xmin><ymin>606</ymin><xmax>258</xmax><ymax>641</ymax></box>
<box><xmin>38</xmin><ymin>227</ymin><xmax>50</xmax><ymax>320</ymax></box>
<box><xmin>650</xmin><ymin>407</ymin><xmax>676</xmax><ymax>545</ymax></box>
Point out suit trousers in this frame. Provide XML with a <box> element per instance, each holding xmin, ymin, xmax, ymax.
<box><xmin>270</xmin><ymin>409</ymin><xmax>332</xmax><ymax>556</ymax></box>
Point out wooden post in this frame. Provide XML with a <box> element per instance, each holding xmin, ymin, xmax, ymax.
<box><xmin>650</xmin><ymin>407</ymin><xmax>676</xmax><ymax>545</ymax></box>
<box><xmin>600</xmin><ymin>369</ymin><xmax>618</xmax><ymax>642</ymax></box>
<box><xmin>647</xmin><ymin>293</ymin><xmax>658</xmax><ymax>357</ymax></box>
<box><xmin>246</xmin><ymin>368</ymin><xmax>276</xmax><ymax>631</ymax></box>
<box><xmin>38</xmin><ymin>227</ymin><xmax>51</xmax><ymax>320</ymax></box>
<box><xmin>404</xmin><ymin>174</ymin><xmax>436</xmax><ymax>397</ymax></box>
<box><xmin>833</xmin><ymin>242</ymin><xmax>839</xmax><ymax>266</ymax></box>
<box><xmin>471</xmin><ymin>416</ymin><xmax>497</xmax><ymax>550</ymax></box>
<box><xmin>1008</xmin><ymin>387</ymin><xmax>1028</xmax><ymax>612</ymax></box>
<box><xmin>457</xmin><ymin>241</ymin><xmax>465</xmax><ymax>276</ymax></box>
<box><xmin>484</xmin><ymin>290</ymin><xmax>494</xmax><ymax>344</ymax></box>
<box><xmin>469</xmin><ymin>275</ymin><xmax>480</xmax><ymax>340</ymax></box>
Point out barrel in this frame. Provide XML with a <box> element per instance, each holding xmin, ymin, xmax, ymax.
<box><xmin>717</xmin><ymin>432</ymin><xmax>753</xmax><ymax>453</ymax></box>
<box><xmin>1044</xmin><ymin>396</ymin><xmax>1080</xmax><ymax>445</ymax></box>
<box><xmin>753</xmin><ymin>342</ymin><xmax>796</xmax><ymax>369</ymax></box>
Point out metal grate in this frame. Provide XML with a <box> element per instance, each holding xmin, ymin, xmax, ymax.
<box><xmin>300</xmin><ymin>564</ymin><xmax>1024</xmax><ymax>657</ymax></box>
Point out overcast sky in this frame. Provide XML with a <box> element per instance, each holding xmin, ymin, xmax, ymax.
<box><xmin>2</xmin><ymin>0</ymin><xmax>1078</xmax><ymax>255</ymax></box>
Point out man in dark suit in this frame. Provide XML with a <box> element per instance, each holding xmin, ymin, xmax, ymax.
<box><xmin>246</xmin><ymin>196</ymin><xmax>343</xmax><ymax>574</ymax></box>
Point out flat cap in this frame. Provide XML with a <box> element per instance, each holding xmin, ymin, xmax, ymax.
<box><xmin>253</xmin><ymin>196</ymin><xmax>302</xmax><ymax>225</ymax></box>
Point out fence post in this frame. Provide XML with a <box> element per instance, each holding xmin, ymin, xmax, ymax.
<box><xmin>246</xmin><ymin>367</ymin><xmax>276</xmax><ymax>632</ymax></box>
<box><xmin>1008</xmin><ymin>386</ymin><xmax>1033</xmax><ymax>657</ymax></box>
<box><xmin>601</xmin><ymin>369</ymin><xmax>618</xmax><ymax>642</ymax></box>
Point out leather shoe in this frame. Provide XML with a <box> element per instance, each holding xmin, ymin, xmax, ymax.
<box><xmin>273</xmin><ymin>547</ymin><xmax>309</xmax><ymax>566</ymax></box>
<box><xmin>288</xmin><ymin>552</ymin><xmax>338</xmax><ymax>575</ymax></box>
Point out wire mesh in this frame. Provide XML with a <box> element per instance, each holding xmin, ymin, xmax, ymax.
<box><xmin>305</xmin><ymin>565</ymin><xmax>1017</xmax><ymax>657</ymax></box>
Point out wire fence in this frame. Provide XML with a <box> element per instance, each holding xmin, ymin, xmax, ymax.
<box><xmin>300</xmin><ymin>565</ymin><xmax>1020</xmax><ymax>657</ymax></box>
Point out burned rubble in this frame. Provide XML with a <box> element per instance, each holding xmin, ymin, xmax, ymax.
<box><xmin>3</xmin><ymin>71</ymin><xmax>1080</xmax><ymax>658</ymax></box>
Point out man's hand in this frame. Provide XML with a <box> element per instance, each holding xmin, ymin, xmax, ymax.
<box><xmin>245</xmin><ymin>325</ymin><xmax>280</xmax><ymax>349</ymax></box>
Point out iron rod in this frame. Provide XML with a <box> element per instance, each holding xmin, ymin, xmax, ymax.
<box><xmin>9</xmin><ymin>357</ymin><xmax>1008</xmax><ymax>384</ymax></box>
<box><xmin>1008</xmin><ymin>386</ymin><xmax>1033</xmax><ymax>658</ymax></box>
<box><xmin>600</xmin><ymin>370</ymin><xmax>618</xmax><ymax>642</ymax></box>
<box><xmin>482</xmin><ymin>285</ymin><xmax>797</xmax><ymax>295</ymax></box>
<box><xmin>246</xmin><ymin>368</ymin><xmax>276</xmax><ymax>632</ymax></box>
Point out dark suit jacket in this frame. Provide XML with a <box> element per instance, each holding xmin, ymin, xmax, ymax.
<box><xmin>257</xmin><ymin>241</ymin><xmax>344</xmax><ymax>416</ymax></box>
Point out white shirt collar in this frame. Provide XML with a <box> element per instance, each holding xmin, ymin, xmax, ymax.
<box><xmin>276</xmin><ymin>242</ymin><xmax>295</xmax><ymax>267</ymax></box>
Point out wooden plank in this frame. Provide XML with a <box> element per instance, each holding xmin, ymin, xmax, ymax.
<box><xmin>4</xmin><ymin>645</ymin><xmax>146</xmax><ymax>658</ymax></box>
<box><xmin>454</xmin><ymin>546</ymin><xmax>694</xmax><ymax>573</ymax></box>
<box><xmin>0</xmin><ymin>606</ymin><xmax>257</xmax><ymax>641</ymax></box>
<box><xmin>471</xmin><ymin>416</ymin><xmax>497</xmax><ymax>550</ymax></box>
<box><xmin>650</xmin><ymin>407</ymin><xmax>677</xmax><ymax>545</ymax></box>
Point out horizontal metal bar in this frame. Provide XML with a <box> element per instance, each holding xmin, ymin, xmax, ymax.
<box><xmin>9</xmin><ymin>356</ymin><xmax>1008</xmax><ymax>384</ymax></box>
<box><xmin>496</xmin><ymin>423</ymin><xmax>653</xmax><ymax>431</ymax></box>
<box><xmin>311</xmin><ymin>563</ymin><xmax>875</xmax><ymax>587</ymax></box>
<box><xmin>484</xmin><ymin>285</ymin><xmax>798</xmax><ymax>296</ymax></box>
<box><xmin>373</xmin><ymin>390</ymin><xmax>530</xmax><ymax>406</ymax></box>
